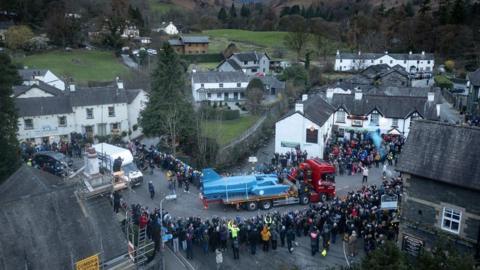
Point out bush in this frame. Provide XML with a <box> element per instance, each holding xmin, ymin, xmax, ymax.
<box><xmin>132</xmin><ymin>124</ymin><xmax>138</xmax><ymax>131</ymax></box>
<box><xmin>434</xmin><ymin>75</ymin><xmax>453</xmax><ymax>90</ymax></box>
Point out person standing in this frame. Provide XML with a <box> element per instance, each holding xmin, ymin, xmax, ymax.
<box><xmin>286</xmin><ymin>227</ymin><xmax>295</xmax><ymax>253</ymax></box>
<box><xmin>148</xmin><ymin>181</ymin><xmax>155</xmax><ymax>199</ymax></box>
<box><xmin>362</xmin><ymin>167</ymin><xmax>369</xmax><ymax>183</ymax></box>
<box><xmin>309</xmin><ymin>227</ymin><xmax>319</xmax><ymax>256</ymax></box>
<box><xmin>261</xmin><ymin>226</ymin><xmax>271</xmax><ymax>252</ymax></box>
<box><xmin>232</xmin><ymin>237</ymin><xmax>240</xmax><ymax>260</ymax></box>
<box><xmin>348</xmin><ymin>231</ymin><xmax>358</xmax><ymax>257</ymax></box>
<box><xmin>271</xmin><ymin>227</ymin><xmax>279</xmax><ymax>250</ymax></box>
<box><xmin>113</xmin><ymin>191</ymin><xmax>121</xmax><ymax>213</ymax></box>
<box><xmin>248</xmin><ymin>227</ymin><xmax>258</xmax><ymax>255</ymax></box>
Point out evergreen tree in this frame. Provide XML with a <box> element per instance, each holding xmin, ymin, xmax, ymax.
<box><xmin>404</xmin><ymin>1</ymin><xmax>415</xmax><ymax>17</ymax></box>
<box><xmin>0</xmin><ymin>53</ymin><xmax>21</xmax><ymax>183</ymax></box>
<box><xmin>240</xmin><ymin>4</ymin><xmax>250</xmax><ymax>18</ymax></box>
<box><xmin>139</xmin><ymin>43</ymin><xmax>195</xmax><ymax>155</ymax></box>
<box><xmin>438</xmin><ymin>0</ymin><xmax>451</xmax><ymax>25</ymax></box>
<box><xmin>217</xmin><ymin>7</ymin><xmax>228</xmax><ymax>22</ymax></box>
<box><xmin>306</xmin><ymin>5</ymin><xmax>315</xmax><ymax>18</ymax></box>
<box><xmin>300</xmin><ymin>6</ymin><xmax>306</xmax><ymax>17</ymax></box>
<box><xmin>361</xmin><ymin>242</ymin><xmax>409</xmax><ymax>270</ymax></box>
<box><xmin>229</xmin><ymin>3</ymin><xmax>237</xmax><ymax>18</ymax></box>
<box><xmin>450</xmin><ymin>0</ymin><xmax>465</xmax><ymax>24</ymax></box>
<box><xmin>280</xmin><ymin>6</ymin><xmax>290</xmax><ymax>17</ymax></box>
<box><xmin>290</xmin><ymin>5</ymin><xmax>300</xmax><ymax>15</ymax></box>
<box><xmin>419</xmin><ymin>0</ymin><xmax>431</xmax><ymax>15</ymax></box>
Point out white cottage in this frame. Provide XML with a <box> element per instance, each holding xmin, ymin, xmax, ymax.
<box><xmin>18</xmin><ymin>69</ymin><xmax>65</xmax><ymax>91</ymax></box>
<box><xmin>275</xmin><ymin>94</ymin><xmax>335</xmax><ymax>158</ymax></box>
<box><xmin>191</xmin><ymin>71</ymin><xmax>250</xmax><ymax>102</ymax></box>
<box><xmin>218</xmin><ymin>51</ymin><xmax>270</xmax><ymax>75</ymax></box>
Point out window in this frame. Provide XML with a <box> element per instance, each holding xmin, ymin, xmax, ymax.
<box><xmin>390</xmin><ymin>60</ymin><xmax>393</xmax><ymax>64</ymax></box>
<box><xmin>24</xmin><ymin>119</ymin><xmax>33</xmax><ymax>130</ymax></box>
<box><xmin>371</xmin><ymin>112</ymin><xmax>379</xmax><ymax>125</ymax></box>
<box><xmin>404</xmin><ymin>60</ymin><xmax>407</xmax><ymax>64</ymax></box>
<box><xmin>427</xmin><ymin>60</ymin><xmax>431</xmax><ymax>64</ymax></box>
<box><xmin>305</xmin><ymin>128</ymin><xmax>318</xmax><ymax>144</ymax></box>
<box><xmin>219</xmin><ymin>83</ymin><xmax>223</xmax><ymax>88</ymax></box>
<box><xmin>252</xmin><ymin>68</ymin><xmax>257</xmax><ymax>72</ymax></box>
<box><xmin>244</xmin><ymin>61</ymin><xmax>248</xmax><ymax>65</ymax></box>
<box><xmin>217</xmin><ymin>93</ymin><xmax>222</xmax><ymax>98</ymax></box>
<box><xmin>237</xmin><ymin>83</ymin><xmax>241</xmax><ymax>87</ymax></box>
<box><xmin>240</xmin><ymin>92</ymin><xmax>245</xmax><ymax>98</ymax></box>
<box><xmin>207</xmin><ymin>93</ymin><xmax>212</xmax><ymax>98</ymax></box>
<box><xmin>380</xmin><ymin>60</ymin><xmax>383</xmax><ymax>64</ymax></box>
<box><xmin>340</xmin><ymin>59</ymin><xmax>343</xmax><ymax>63</ymax></box>
<box><xmin>336</xmin><ymin>110</ymin><xmax>346</xmax><ymax>123</ymax></box>
<box><xmin>392</xmin><ymin>118</ymin><xmax>398</xmax><ymax>127</ymax></box>
<box><xmin>417</xmin><ymin>60</ymin><xmax>420</xmax><ymax>64</ymax></box>
<box><xmin>441</xmin><ymin>207</ymin><xmax>461</xmax><ymax>234</ymax></box>
<box><xmin>86</xmin><ymin>108</ymin><xmax>93</xmax><ymax>119</ymax></box>
<box><xmin>371</xmin><ymin>60</ymin><xmax>374</xmax><ymax>63</ymax></box>
<box><xmin>353</xmin><ymin>59</ymin><xmax>356</xmax><ymax>63</ymax></box>
<box><xmin>58</xmin><ymin>116</ymin><xmax>67</xmax><ymax>127</ymax></box>
<box><xmin>201</xmin><ymin>83</ymin><xmax>204</xmax><ymax>88</ymax></box>
<box><xmin>108</xmin><ymin>106</ymin><xmax>115</xmax><ymax>117</ymax></box>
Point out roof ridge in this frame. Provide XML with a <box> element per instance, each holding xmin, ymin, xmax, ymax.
<box><xmin>415</xmin><ymin>119</ymin><xmax>480</xmax><ymax>131</ymax></box>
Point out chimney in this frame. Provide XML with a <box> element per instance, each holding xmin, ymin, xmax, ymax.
<box><xmin>436</xmin><ymin>104</ymin><xmax>441</xmax><ymax>117</ymax></box>
<box><xmin>422</xmin><ymin>51</ymin><xmax>425</xmax><ymax>56</ymax></box>
<box><xmin>358</xmin><ymin>51</ymin><xmax>361</xmax><ymax>56</ymax></box>
<box><xmin>192</xmin><ymin>68</ymin><xmax>197</xmax><ymax>73</ymax></box>
<box><xmin>302</xmin><ymin>94</ymin><xmax>308</xmax><ymax>101</ymax></box>
<box><xmin>326</xmin><ymin>88</ymin><xmax>334</xmax><ymax>99</ymax></box>
<box><xmin>409</xmin><ymin>51</ymin><xmax>412</xmax><ymax>55</ymax></box>
<box><xmin>427</xmin><ymin>91</ymin><xmax>434</xmax><ymax>102</ymax></box>
<box><xmin>69</xmin><ymin>83</ymin><xmax>75</xmax><ymax>92</ymax></box>
<box><xmin>385</xmin><ymin>51</ymin><xmax>388</xmax><ymax>55</ymax></box>
<box><xmin>467</xmin><ymin>80</ymin><xmax>470</xmax><ymax>87</ymax></box>
<box><xmin>295</xmin><ymin>103</ymin><xmax>304</xmax><ymax>114</ymax></box>
<box><xmin>354</xmin><ymin>89</ymin><xmax>363</xmax><ymax>100</ymax></box>
<box><xmin>116</xmin><ymin>77</ymin><xmax>124</xmax><ymax>89</ymax></box>
<box><xmin>336</xmin><ymin>50</ymin><xmax>340</xmax><ymax>56</ymax></box>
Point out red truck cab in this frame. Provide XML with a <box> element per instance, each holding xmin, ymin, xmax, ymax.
<box><xmin>289</xmin><ymin>158</ymin><xmax>336</xmax><ymax>202</ymax></box>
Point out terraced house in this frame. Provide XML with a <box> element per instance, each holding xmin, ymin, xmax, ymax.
<box><xmin>335</xmin><ymin>50</ymin><xmax>434</xmax><ymax>74</ymax></box>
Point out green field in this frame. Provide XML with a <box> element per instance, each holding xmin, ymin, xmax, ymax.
<box><xmin>148</xmin><ymin>0</ymin><xmax>177</xmax><ymax>14</ymax></box>
<box><xmin>202</xmin><ymin>115</ymin><xmax>260</xmax><ymax>146</ymax></box>
<box><xmin>17</xmin><ymin>50</ymin><xmax>129</xmax><ymax>84</ymax></box>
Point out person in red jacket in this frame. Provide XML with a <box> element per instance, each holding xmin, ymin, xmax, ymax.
<box><xmin>139</xmin><ymin>212</ymin><xmax>149</xmax><ymax>229</ymax></box>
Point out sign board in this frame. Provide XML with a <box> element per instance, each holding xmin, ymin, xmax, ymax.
<box><xmin>75</xmin><ymin>254</ymin><xmax>99</xmax><ymax>270</ymax></box>
<box><xmin>402</xmin><ymin>234</ymin><xmax>424</xmax><ymax>257</ymax></box>
<box><xmin>280</xmin><ymin>141</ymin><xmax>300</xmax><ymax>148</ymax></box>
<box><xmin>381</xmin><ymin>194</ymin><xmax>398</xmax><ymax>209</ymax></box>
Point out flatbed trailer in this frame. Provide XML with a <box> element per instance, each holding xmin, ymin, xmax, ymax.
<box><xmin>201</xmin><ymin>189</ymin><xmax>314</xmax><ymax>211</ymax></box>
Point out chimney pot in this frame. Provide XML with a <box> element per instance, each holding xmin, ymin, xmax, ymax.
<box><xmin>409</xmin><ymin>51</ymin><xmax>412</xmax><ymax>55</ymax></box>
<box><xmin>302</xmin><ymin>94</ymin><xmax>308</xmax><ymax>101</ymax></box>
<box><xmin>427</xmin><ymin>92</ymin><xmax>434</xmax><ymax>102</ymax></box>
<box><xmin>336</xmin><ymin>50</ymin><xmax>340</xmax><ymax>55</ymax></box>
<box><xmin>295</xmin><ymin>103</ymin><xmax>304</xmax><ymax>114</ymax></box>
<box><xmin>326</xmin><ymin>88</ymin><xmax>334</xmax><ymax>99</ymax></box>
<box><xmin>385</xmin><ymin>51</ymin><xmax>388</xmax><ymax>55</ymax></box>
<box><xmin>422</xmin><ymin>51</ymin><xmax>425</xmax><ymax>55</ymax></box>
<box><xmin>354</xmin><ymin>89</ymin><xmax>363</xmax><ymax>100</ymax></box>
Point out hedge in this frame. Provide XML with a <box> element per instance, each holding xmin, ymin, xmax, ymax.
<box><xmin>180</xmin><ymin>53</ymin><xmax>223</xmax><ymax>63</ymax></box>
<box><xmin>434</xmin><ymin>75</ymin><xmax>453</xmax><ymax>90</ymax></box>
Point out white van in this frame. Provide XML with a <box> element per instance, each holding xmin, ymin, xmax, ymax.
<box><xmin>93</xmin><ymin>143</ymin><xmax>144</xmax><ymax>186</ymax></box>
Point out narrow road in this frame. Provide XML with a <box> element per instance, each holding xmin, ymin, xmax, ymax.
<box><xmin>121</xmin><ymin>54</ymin><xmax>139</xmax><ymax>70</ymax></box>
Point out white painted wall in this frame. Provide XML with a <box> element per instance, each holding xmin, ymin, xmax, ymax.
<box><xmin>127</xmin><ymin>90</ymin><xmax>148</xmax><ymax>138</ymax></box>
<box><xmin>73</xmin><ymin>103</ymin><xmax>129</xmax><ymax>135</ymax></box>
<box><xmin>191</xmin><ymin>81</ymin><xmax>249</xmax><ymax>102</ymax></box>
<box><xmin>335</xmin><ymin>53</ymin><xmax>434</xmax><ymax>72</ymax></box>
<box><xmin>18</xmin><ymin>113</ymin><xmax>75</xmax><ymax>143</ymax></box>
<box><xmin>16</xmin><ymin>87</ymin><xmax>55</xmax><ymax>98</ymax></box>
<box><xmin>43</xmin><ymin>71</ymin><xmax>65</xmax><ymax>90</ymax></box>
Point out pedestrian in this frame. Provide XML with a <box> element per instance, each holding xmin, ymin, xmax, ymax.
<box><xmin>148</xmin><ymin>181</ymin><xmax>155</xmax><ymax>199</ymax></box>
<box><xmin>286</xmin><ymin>228</ymin><xmax>295</xmax><ymax>253</ymax></box>
<box><xmin>248</xmin><ymin>227</ymin><xmax>258</xmax><ymax>255</ymax></box>
<box><xmin>309</xmin><ymin>227</ymin><xmax>319</xmax><ymax>256</ymax></box>
<box><xmin>232</xmin><ymin>237</ymin><xmax>240</xmax><ymax>260</ymax></box>
<box><xmin>362</xmin><ymin>167</ymin><xmax>369</xmax><ymax>183</ymax></box>
<box><xmin>383</xmin><ymin>163</ymin><xmax>388</xmax><ymax>178</ymax></box>
<box><xmin>271</xmin><ymin>227</ymin><xmax>279</xmax><ymax>250</ymax></box>
<box><xmin>186</xmin><ymin>228</ymin><xmax>194</xmax><ymax>259</ymax></box>
<box><xmin>172</xmin><ymin>226</ymin><xmax>180</xmax><ymax>253</ymax></box>
<box><xmin>261</xmin><ymin>226</ymin><xmax>271</xmax><ymax>252</ymax></box>
<box><xmin>184</xmin><ymin>179</ymin><xmax>190</xmax><ymax>193</ymax></box>
<box><xmin>113</xmin><ymin>191</ymin><xmax>121</xmax><ymax>213</ymax></box>
<box><xmin>280</xmin><ymin>225</ymin><xmax>286</xmax><ymax>247</ymax></box>
<box><xmin>215</xmin><ymin>248</ymin><xmax>223</xmax><ymax>270</ymax></box>
<box><xmin>348</xmin><ymin>231</ymin><xmax>358</xmax><ymax>257</ymax></box>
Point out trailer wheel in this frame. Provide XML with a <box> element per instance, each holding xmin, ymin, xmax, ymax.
<box><xmin>300</xmin><ymin>195</ymin><xmax>310</xmax><ymax>205</ymax></box>
<box><xmin>261</xmin><ymin>200</ymin><xmax>272</xmax><ymax>210</ymax></box>
<box><xmin>247</xmin><ymin>201</ymin><xmax>258</xmax><ymax>211</ymax></box>
<box><xmin>320</xmin><ymin>193</ymin><xmax>328</xmax><ymax>202</ymax></box>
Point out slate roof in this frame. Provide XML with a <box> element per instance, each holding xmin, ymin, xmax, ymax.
<box><xmin>361</xmin><ymin>64</ymin><xmax>391</xmax><ymax>78</ymax></box>
<box><xmin>467</xmin><ymin>68</ymin><xmax>480</xmax><ymax>86</ymax></box>
<box><xmin>192</xmin><ymin>71</ymin><xmax>249</xmax><ymax>83</ymax></box>
<box><xmin>368</xmin><ymin>86</ymin><xmax>434</xmax><ymax>97</ymax></box>
<box><xmin>13</xmin><ymin>81</ymin><xmax>63</xmax><ymax>97</ymax></box>
<box><xmin>217</xmin><ymin>59</ymin><xmax>242</xmax><ymax>70</ymax></box>
<box><xmin>257</xmin><ymin>75</ymin><xmax>285</xmax><ymax>90</ymax></box>
<box><xmin>18</xmin><ymin>69</ymin><xmax>48</xmax><ymax>81</ymax></box>
<box><xmin>168</xmin><ymin>39</ymin><xmax>183</xmax><ymax>46</ymax></box>
<box><xmin>279</xmin><ymin>94</ymin><xmax>335</xmax><ymax>127</ymax></box>
<box><xmin>181</xmin><ymin>35</ymin><xmax>209</xmax><ymax>43</ymax></box>
<box><xmin>126</xmin><ymin>89</ymin><xmax>142</xmax><ymax>103</ymax></box>
<box><xmin>231</xmin><ymin>51</ymin><xmax>267</xmax><ymax>63</ymax></box>
<box><xmin>330</xmin><ymin>93</ymin><xmax>439</xmax><ymax>119</ymax></box>
<box><xmin>198</xmin><ymin>87</ymin><xmax>244</xmax><ymax>93</ymax></box>
<box><xmin>0</xmin><ymin>166</ymin><xmax>126</xmax><ymax>269</ymax></box>
<box><xmin>336</xmin><ymin>52</ymin><xmax>434</xmax><ymax>61</ymax></box>
<box><xmin>70</xmin><ymin>86</ymin><xmax>129</xmax><ymax>107</ymax></box>
<box><xmin>15</xmin><ymin>96</ymin><xmax>73</xmax><ymax>117</ymax></box>
<box><xmin>396</xmin><ymin>121</ymin><xmax>480</xmax><ymax>192</ymax></box>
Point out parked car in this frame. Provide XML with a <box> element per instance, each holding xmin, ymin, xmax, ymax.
<box><xmin>32</xmin><ymin>151</ymin><xmax>73</xmax><ymax>177</ymax></box>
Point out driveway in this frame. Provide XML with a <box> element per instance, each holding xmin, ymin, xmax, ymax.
<box><xmin>121</xmin><ymin>54</ymin><xmax>139</xmax><ymax>69</ymax></box>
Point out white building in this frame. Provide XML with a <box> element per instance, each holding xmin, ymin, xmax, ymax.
<box><xmin>191</xmin><ymin>71</ymin><xmax>250</xmax><ymax>102</ymax></box>
<box><xmin>334</xmin><ymin>51</ymin><xmax>434</xmax><ymax>74</ymax></box>
<box><xmin>122</xmin><ymin>25</ymin><xmax>140</xmax><ymax>39</ymax></box>
<box><xmin>14</xmin><ymin>80</ymin><xmax>148</xmax><ymax>144</ymax></box>
<box><xmin>275</xmin><ymin>94</ymin><xmax>335</xmax><ymax>158</ymax></box>
<box><xmin>327</xmin><ymin>88</ymin><xmax>440</xmax><ymax>137</ymax></box>
<box><xmin>18</xmin><ymin>69</ymin><xmax>65</xmax><ymax>91</ymax></box>
<box><xmin>154</xmin><ymin>22</ymin><xmax>179</xmax><ymax>35</ymax></box>
<box><xmin>217</xmin><ymin>51</ymin><xmax>270</xmax><ymax>75</ymax></box>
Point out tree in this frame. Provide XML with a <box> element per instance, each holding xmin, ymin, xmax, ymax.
<box><xmin>240</xmin><ymin>4</ymin><xmax>250</xmax><ymax>18</ymax></box>
<box><xmin>361</xmin><ymin>242</ymin><xmax>409</xmax><ymax>270</ymax></box>
<box><xmin>284</xmin><ymin>21</ymin><xmax>310</xmax><ymax>59</ymax></box>
<box><xmin>404</xmin><ymin>1</ymin><xmax>415</xmax><ymax>17</ymax></box>
<box><xmin>0</xmin><ymin>53</ymin><xmax>21</xmax><ymax>183</ymax></box>
<box><xmin>5</xmin><ymin>25</ymin><xmax>34</xmax><ymax>50</ymax></box>
<box><xmin>415</xmin><ymin>239</ymin><xmax>474</xmax><ymax>270</ymax></box>
<box><xmin>419</xmin><ymin>0</ymin><xmax>431</xmax><ymax>15</ymax></box>
<box><xmin>229</xmin><ymin>3</ymin><xmax>237</xmax><ymax>18</ymax></box>
<box><xmin>103</xmin><ymin>0</ymin><xmax>129</xmax><ymax>50</ymax></box>
<box><xmin>217</xmin><ymin>7</ymin><xmax>228</xmax><ymax>22</ymax></box>
<box><xmin>140</xmin><ymin>43</ymin><xmax>195</xmax><ymax>155</ymax></box>
<box><xmin>44</xmin><ymin>1</ymin><xmax>83</xmax><ymax>47</ymax></box>
<box><xmin>444</xmin><ymin>59</ymin><xmax>455</xmax><ymax>72</ymax></box>
<box><xmin>279</xmin><ymin>64</ymin><xmax>308</xmax><ymax>87</ymax></box>
<box><xmin>245</xmin><ymin>78</ymin><xmax>265</xmax><ymax>115</ymax></box>
<box><xmin>450</xmin><ymin>0</ymin><xmax>465</xmax><ymax>24</ymax></box>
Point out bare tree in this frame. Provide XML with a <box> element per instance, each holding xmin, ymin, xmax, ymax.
<box><xmin>284</xmin><ymin>30</ymin><xmax>310</xmax><ymax>60</ymax></box>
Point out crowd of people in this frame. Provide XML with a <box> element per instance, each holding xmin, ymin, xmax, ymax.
<box><xmin>323</xmin><ymin>131</ymin><xmax>404</xmax><ymax>179</ymax></box>
<box><xmin>123</xmin><ymin>176</ymin><xmax>402</xmax><ymax>266</ymax></box>
<box><xmin>20</xmin><ymin>139</ymin><xmax>83</xmax><ymax>162</ymax></box>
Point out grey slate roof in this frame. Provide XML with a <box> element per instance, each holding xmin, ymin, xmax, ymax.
<box><xmin>0</xmin><ymin>166</ymin><xmax>126</xmax><ymax>269</ymax></box>
<box><xmin>231</xmin><ymin>51</ymin><xmax>266</xmax><ymax>62</ymax></box>
<box><xmin>126</xmin><ymin>89</ymin><xmax>142</xmax><ymax>103</ymax></box>
<box><xmin>361</xmin><ymin>64</ymin><xmax>391</xmax><ymax>78</ymax></box>
<box><xmin>330</xmin><ymin>93</ymin><xmax>439</xmax><ymax>119</ymax></box>
<box><xmin>168</xmin><ymin>39</ymin><xmax>183</xmax><ymax>46</ymax></box>
<box><xmin>279</xmin><ymin>94</ymin><xmax>335</xmax><ymax>127</ymax></box>
<box><xmin>181</xmin><ymin>35</ymin><xmax>209</xmax><ymax>43</ymax></box>
<box><xmin>15</xmin><ymin>96</ymin><xmax>73</xmax><ymax>117</ymax></box>
<box><xmin>396</xmin><ymin>121</ymin><xmax>480</xmax><ymax>191</ymax></box>
<box><xmin>467</xmin><ymin>68</ymin><xmax>480</xmax><ymax>86</ymax></box>
<box><xmin>368</xmin><ymin>86</ymin><xmax>434</xmax><ymax>97</ymax></box>
<box><xmin>13</xmin><ymin>81</ymin><xmax>63</xmax><ymax>97</ymax></box>
<box><xmin>18</xmin><ymin>69</ymin><xmax>48</xmax><ymax>81</ymax></box>
<box><xmin>198</xmin><ymin>87</ymin><xmax>244</xmax><ymax>93</ymax></box>
<box><xmin>217</xmin><ymin>58</ymin><xmax>242</xmax><ymax>71</ymax></box>
<box><xmin>70</xmin><ymin>86</ymin><xmax>129</xmax><ymax>107</ymax></box>
<box><xmin>192</xmin><ymin>71</ymin><xmax>249</xmax><ymax>83</ymax></box>
<box><xmin>336</xmin><ymin>52</ymin><xmax>434</xmax><ymax>61</ymax></box>
<box><xmin>258</xmin><ymin>75</ymin><xmax>285</xmax><ymax>90</ymax></box>
<box><xmin>0</xmin><ymin>20</ymin><xmax>14</xmax><ymax>30</ymax></box>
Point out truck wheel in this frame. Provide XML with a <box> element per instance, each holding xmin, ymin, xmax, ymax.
<box><xmin>261</xmin><ymin>200</ymin><xmax>272</xmax><ymax>210</ymax></box>
<box><xmin>320</xmin><ymin>193</ymin><xmax>328</xmax><ymax>202</ymax></box>
<box><xmin>300</xmin><ymin>195</ymin><xmax>310</xmax><ymax>205</ymax></box>
<box><xmin>247</xmin><ymin>202</ymin><xmax>258</xmax><ymax>211</ymax></box>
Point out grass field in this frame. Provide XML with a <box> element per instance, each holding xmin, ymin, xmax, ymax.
<box><xmin>202</xmin><ymin>115</ymin><xmax>260</xmax><ymax>146</ymax></box>
<box><xmin>17</xmin><ymin>50</ymin><xmax>129</xmax><ymax>84</ymax></box>
<box><xmin>148</xmin><ymin>0</ymin><xmax>177</xmax><ymax>14</ymax></box>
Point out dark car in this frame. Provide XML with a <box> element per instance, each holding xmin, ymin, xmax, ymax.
<box><xmin>32</xmin><ymin>151</ymin><xmax>73</xmax><ymax>177</ymax></box>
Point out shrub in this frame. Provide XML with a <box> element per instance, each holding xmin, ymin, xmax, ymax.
<box><xmin>434</xmin><ymin>75</ymin><xmax>453</xmax><ymax>90</ymax></box>
<box><xmin>132</xmin><ymin>124</ymin><xmax>138</xmax><ymax>131</ymax></box>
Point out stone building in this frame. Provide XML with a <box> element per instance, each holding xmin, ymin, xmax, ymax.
<box><xmin>397</xmin><ymin>120</ymin><xmax>480</xmax><ymax>258</ymax></box>
<box><xmin>168</xmin><ymin>36</ymin><xmax>209</xmax><ymax>55</ymax></box>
